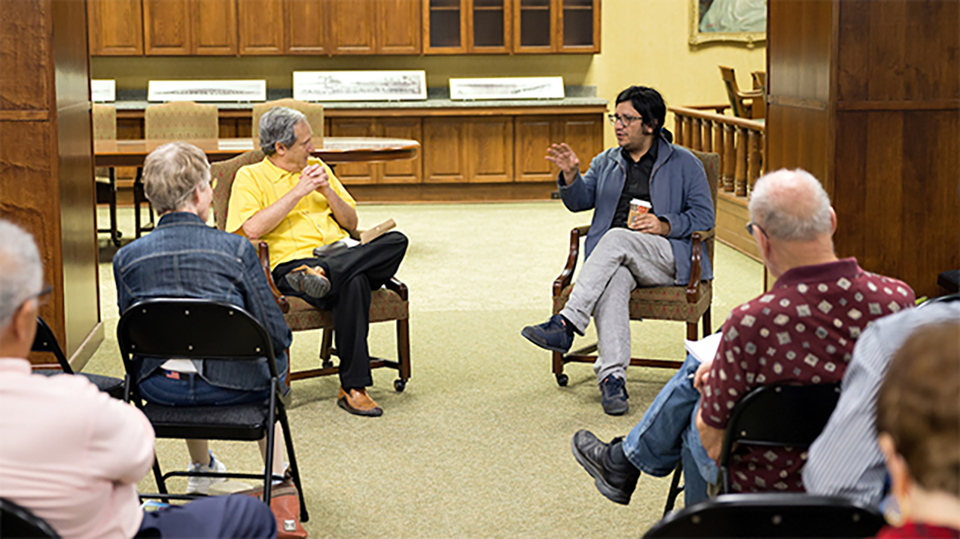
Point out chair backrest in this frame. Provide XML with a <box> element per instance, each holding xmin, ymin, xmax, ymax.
<box><xmin>144</xmin><ymin>101</ymin><xmax>219</xmax><ymax>140</ymax></box>
<box><xmin>643</xmin><ymin>493</ymin><xmax>885</xmax><ymax>538</ymax></box>
<box><xmin>719</xmin><ymin>65</ymin><xmax>749</xmax><ymax>118</ymax></box>
<box><xmin>688</xmin><ymin>149</ymin><xmax>720</xmax><ymax>265</ymax></box>
<box><xmin>252</xmin><ymin>99</ymin><xmax>324</xmax><ymax>144</ymax></box>
<box><xmin>32</xmin><ymin>316</ymin><xmax>71</xmax><ymax>373</ymax></box>
<box><xmin>1</xmin><ymin>498</ymin><xmax>61</xmax><ymax>538</ymax></box>
<box><xmin>91</xmin><ymin>104</ymin><xmax>116</xmax><ymax>141</ymax></box>
<box><xmin>210</xmin><ymin>149</ymin><xmax>266</xmax><ymax>231</ymax></box>
<box><xmin>117</xmin><ymin>299</ymin><xmax>277</xmax><ymax>375</ymax></box>
<box><xmin>718</xmin><ymin>383</ymin><xmax>841</xmax><ymax>492</ymax></box>
<box><xmin>751</xmin><ymin>71</ymin><xmax>766</xmax><ymax>92</ymax></box>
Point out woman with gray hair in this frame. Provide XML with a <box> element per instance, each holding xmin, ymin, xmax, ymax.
<box><xmin>114</xmin><ymin>141</ymin><xmax>294</xmax><ymax>497</ymax></box>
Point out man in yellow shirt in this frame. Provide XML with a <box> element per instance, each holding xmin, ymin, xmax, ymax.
<box><xmin>227</xmin><ymin>107</ymin><xmax>408</xmax><ymax>417</ymax></box>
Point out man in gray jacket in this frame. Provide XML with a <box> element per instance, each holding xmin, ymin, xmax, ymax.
<box><xmin>522</xmin><ymin>86</ymin><xmax>715</xmax><ymax>415</ymax></box>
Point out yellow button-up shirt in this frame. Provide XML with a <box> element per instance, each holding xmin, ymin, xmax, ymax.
<box><xmin>226</xmin><ymin>157</ymin><xmax>356</xmax><ymax>269</ymax></box>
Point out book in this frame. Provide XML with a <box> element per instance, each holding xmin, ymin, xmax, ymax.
<box><xmin>684</xmin><ymin>332</ymin><xmax>723</xmax><ymax>364</ymax></box>
<box><xmin>359</xmin><ymin>219</ymin><xmax>396</xmax><ymax>244</ymax></box>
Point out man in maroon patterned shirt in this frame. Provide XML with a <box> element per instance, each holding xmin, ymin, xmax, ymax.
<box><xmin>570</xmin><ymin>169</ymin><xmax>915</xmax><ymax>507</ymax></box>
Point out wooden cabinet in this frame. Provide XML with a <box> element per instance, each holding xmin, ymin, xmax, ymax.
<box><xmin>514</xmin><ymin>114</ymin><xmax>602</xmax><ymax>181</ymax></box>
<box><xmin>331</xmin><ymin>0</ymin><xmax>420</xmax><ymax>55</ymax></box>
<box><xmin>87</xmin><ymin>0</ymin><xmax>143</xmax><ymax>56</ymax></box>
<box><xmin>423</xmin><ymin>116</ymin><xmax>514</xmax><ymax>183</ymax></box>
<box><xmin>238</xmin><ymin>0</ymin><xmax>284</xmax><ymax>55</ymax></box>
<box><xmin>143</xmin><ymin>0</ymin><xmax>237</xmax><ymax>56</ymax></box>
<box><xmin>329</xmin><ymin>118</ymin><xmax>423</xmax><ymax>184</ymax></box>
<box><xmin>514</xmin><ymin>0</ymin><xmax>599</xmax><ymax>54</ymax></box>
<box><xmin>285</xmin><ymin>0</ymin><xmax>329</xmax><ymax>54</ymax></box>
<box><xmin>424</xmin><ymin>0</ymin><xmax>510</xmax><ymax>54</ymax></box>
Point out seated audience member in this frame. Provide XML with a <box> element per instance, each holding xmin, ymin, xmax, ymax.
<box><xmin>804</xmin><ymin>300</ymin><xmax>960</xmax><ymax>506</ymax></box>
<box><xmin>0</xmin><ymin>219</ymin><xmax>275</xmax><ymax>539</ymax></box>
<box><xmin>113</xmin><ymin>142</ymin><xmax>293</xmax><ymax>494</ymax></box>
<box><xmin>874</xmin><ymin>321</ymin><xmax>960</xmax><ymax>537</ymax></box>
<box><xmin>569</xmin><ymin>169</ymin><xmax>915</xmax><ymax>506</ymax></box>
<box><xmin>227</xmin><ymin>107</ymin><xmax>407</xmax><ymax>417</ymax></box>
<box><xmin>521</xmin><ymin>86</ymin><xmax>715</xmax><ymax>415</ymax></box>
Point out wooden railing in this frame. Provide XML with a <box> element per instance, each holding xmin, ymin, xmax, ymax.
<box><xmin>669</xmin><ymin>105</ymin><xmax>765</xmax><ymax>198</ymax></box>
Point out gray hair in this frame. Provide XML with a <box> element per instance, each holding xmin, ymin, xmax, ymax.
<box><xmin>748</xmin><ymin>168</ymin><xmax>833</xmax><ymax>241</ymax></box>
<box><xmin>259</xmin><ymin>107</ymin><xmax>307</xmax><ymax>155</ymax></box>
<box><xmin>143</xmin><ymin>142</ymin><xmax>211</xmax><ymax>214</ymax></box>
<box><xmin>0</xmin><ymin>220</ymin><xmax>43</xmax><ymax>330</ymax></box>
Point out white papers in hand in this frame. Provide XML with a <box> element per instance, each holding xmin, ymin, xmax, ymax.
<box><xmin>684</xmin><ymin>332</ymin><xmax>722</xmax><ymax>364</ymax></box>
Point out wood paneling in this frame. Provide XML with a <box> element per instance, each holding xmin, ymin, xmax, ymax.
<box><xmin>423</xmin><ymin>118</ymin><xmax>466</xmax><ymax>183</ymax></box>
<box><xmin>87</xmin><ymin>0</ymin><xmax>143</xmax><ymax>56</ymax></box>
<box><xmin>144</xmin><ymin>0</ymin><xmax>191</xmax><ymax>55</ymax></box>
<box><xmin>239</xmin><ymin>0</ymin><xmax>284</xmax><ymax>55</ymax></box>
<box><xmin>285</xmin><ymin>0</ymin><xmax>328</xmax><ymax>54</ymax></box>
<box><xmin>378</xmin><ymin>0</ymin><xmax>421</xmax><ymax>54</ymax></box>
<box><xmin>329</xmin><ymin>118</ymin><xmax>377</xmax><ymax>184</ymax></box>
<box><xmin>193</xmin><ymin>0</ymin><xmax>237</xmax><ymax>55</ymax></box>
<box><xmin>515</xmin><ymin>116</ymin><xmax>556</xmax><ymax>182</ymax></box>
<box><xmin>380</xmin><ymin>117</ymin><xmax>422</xmax><ymax>184</ymax></box>
<box><xmin>330</xmin><ymin>0</ymin><xmax>375</xmax><ymax>54</ymax></box>
<box><xmin>1</xmin><ymin>0</ymin><xmax>101</xmax><ymax>365</ymax></box>
<box><xmin>465</xmin><ymin>117</ymin><xmax>514</xmax><ymax>183</ymax></box>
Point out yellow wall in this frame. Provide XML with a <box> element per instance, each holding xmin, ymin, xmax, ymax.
<box><xmin>92</xmin><ymin>0</ymin><xmax>766</xmax><ymax>148</ymax></box>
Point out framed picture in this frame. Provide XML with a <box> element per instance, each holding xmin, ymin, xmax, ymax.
<box><xmin>690</xmin><ymin>0</ymin><xmax>766</xmax><ymax>46</ymax></box>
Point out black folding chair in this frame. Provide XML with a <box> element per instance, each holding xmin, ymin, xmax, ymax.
<box><xmin>117</xmin><ymin>299</ymin><xmax>308</xmax><ymax>521</ymax></box>
<box><xmin>0</xmin><ymin>498</ymin><xmax>61</xmax><ymax>538</ymax></box>
<box><xmin>643</xmin><ymin>493</ymin><xmax>885</xmax><ymax>538</ymax></box>
<box><xmin>32</xmin><ymin>317</ymin><xmax>124</xmax><ymax>399</ymax></box>
<box><xmin>718</xmin><ymin>383</ymin><xmax>841</xmax><ymax>493</ymax></box>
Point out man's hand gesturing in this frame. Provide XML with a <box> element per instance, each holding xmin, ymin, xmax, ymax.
<box><xmin>546</xmin><ymin>143</ymin><xmax>581</xmax><ymax>186</ymax></box>
<box><xmin>295</xmin><ymin>163</ymin><xmax>330</xmax><ymax>198</ymax></box>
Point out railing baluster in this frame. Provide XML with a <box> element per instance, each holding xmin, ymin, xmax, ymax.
<box><xmin>735</xmin><ymin>126</ymin><xmax>748</xmax><ymax>197</ymax></box>
<box><xmin>747</xmin><ymin>130</ymin><xmax>761</xmax><ymax>194</ymax></box>
<box><xmin>723</xmin><ymin>124</ymin><xmax>736</xmax><ymax>192</ymax></box>
<box><xmin>702</xmin><ymin>120</ymin><xmax>713</xmax><ymax>153</ymax></box>
<box><xmin>691</xmin><ymin>118</ymin><xmax>702</xmax><ymax>150</ymax></box>
<box><xmin>714</xmin><ymin>122</ymin><xmax>724</xmax><ymax>181</ymax></box>
<box><xmin>675</xmin><ymin>114</ymin><xmax>684</xmax><ymax>145</ymax></box>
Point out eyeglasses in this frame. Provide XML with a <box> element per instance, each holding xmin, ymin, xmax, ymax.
<box><xmin>20</xmin><ymin>284</ymin><xmax>52</xmax><ymax>310</ymax></box>
<box><xmin>608</xmin><ymin>114</ymin><xmax>643</xmax><ymax>127</ymax></box>
<box><xmin>745</xmin><ymin>222</ymin><xmax>768</xmax><ymax>239</ymax></box>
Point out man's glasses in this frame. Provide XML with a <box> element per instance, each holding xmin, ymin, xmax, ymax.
<box><xmin>608</xmin><ymin>114</ymin><xmax>643</xmax><ymax>127</ymax></box>
<box><xmin>745</xmin><ymin>222</ymin><xmax>768</xmax><ymax>239</ymax></box>
<box><xmin>26</xmin><ymin>285</ymin><xmax>52</xmax><ymax>308</ymax></box>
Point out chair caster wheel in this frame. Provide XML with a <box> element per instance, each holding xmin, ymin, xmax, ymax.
<box><xmin>394</xmin><ymin>379</ymin><xmax>407</xmax><ymax>392</ymax></box>
<box><xmin>322</xmin><ymin>360</ymin><xmax>333</xmax><ymax>369</ymax></box>
<box><xmin>556</xmin><ymin>374</ymin><xmax>569</xmax><ymax>387</ymax></box>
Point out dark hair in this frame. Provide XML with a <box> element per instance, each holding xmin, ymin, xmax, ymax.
<box><xmin>616</xmin><ymin>86</ymin><xmax>673</xmax><ymax>143</ymax></box>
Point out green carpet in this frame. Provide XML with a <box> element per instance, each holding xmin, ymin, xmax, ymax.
<box><xmin>89</xmin><ymin>201</ymin><xmax>763</xmax><ymax>537</ymax></box>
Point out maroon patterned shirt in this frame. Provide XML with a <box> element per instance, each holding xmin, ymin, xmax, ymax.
<box><xmin>700</xmin><ymin>258</ymin><xmax>915</xmax><ymax>493</ymax></box>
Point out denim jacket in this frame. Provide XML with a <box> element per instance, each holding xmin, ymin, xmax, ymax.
<box><xmin>557</xmin><ymin>137</ymin><xmax>715</xmax><ymax>285</ymax></box>
<box><xmin>113</xmin><ymin>212</ymin><xmax>292</xmax><ymax>391</ymax></box>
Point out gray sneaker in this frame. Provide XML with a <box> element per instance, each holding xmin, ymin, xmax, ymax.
<box><xmin>600</xmin><ymin>376</ymin><xmax>629</xmax><ymax>415</ymax></box>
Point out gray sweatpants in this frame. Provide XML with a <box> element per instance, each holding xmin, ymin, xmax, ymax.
<box><xmin>559</xmin><ymin>228</ymin><xmax>676</xmax><ymax>384</ymax></box>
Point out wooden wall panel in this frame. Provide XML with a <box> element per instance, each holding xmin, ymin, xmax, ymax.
<box><xmin>764</xmin><ymin>105</ymin><xmax>831</xmax><ymax>190</ymax></box>
<box><xmin>380</xmin><ymin>118</ymin><xmax>422</xmax><ymax>184</ymax></box>
<box><xmin>286</xmin><ymin>0</ymin><xmax>328</xmax><ymax>54</ymax></box>
<box><xmin>0</xmin><ymin>0</ymin><xmax>50</xmax><ymax>113</ymax></box>
<box><xmin>767</xmin><ymin>0</ymin><xmax>833</xmax><ymax>102</ymax></box>
<box><xmin>238</xmin><ymin>0</ymin><xmax>284</xmax><ymax>55</ymax></box>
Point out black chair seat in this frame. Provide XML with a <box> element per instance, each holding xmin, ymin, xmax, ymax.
<box><xmin>32</xmin><ymin>317</ymin><xmax>124</xmax><ymax>399</ymax></box>
<box><xmin>142</xmin><ymin>401</ymin><xmax>270</xmax><ymax>441</ymax></box>
<box><xmin>1</xmin><ymin>498</ymin><xmax>61</xmax><ymax>538</ymax></box>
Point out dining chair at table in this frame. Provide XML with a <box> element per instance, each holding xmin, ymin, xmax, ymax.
<box><xmin>93</xmin><ymin>104</ymin><xmax>121</xmax><ymax>247</ymax></box>
<box><xmin>252</xmin><ymin>98</ymin><xmax>324</xmax><ymax>145</ymax></box>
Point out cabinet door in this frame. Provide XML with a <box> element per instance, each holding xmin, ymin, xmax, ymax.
<box><xmin>380</xmin><ymin>118</ymin><xmax>423</xmax><ymax>184</ymax></box>
<box><xmin>514</xmin><ymin>116</ymin><xmax>558</xmax><ymax>182</ymax></box>
<box><xmin>377</xmin><ymin>0</ymin><xmax>421</xmax><ymax>54</ymax></box>
<box><xmin>88</xmin><ymin>0</ymin><xmax>144</xmax><ymax>56</ymax></box>
<box><xmin>144</xmin><ymin>0</ymin><xmax>191</xmax><ymax>55</ymax></box>
<box><xmin>328</xmin><ymin>119</ymin><xmax>378</xmax><ymax>184</ymax></box>
<box><xmin>423</xmin><ymin>118</ymin><xmax>466</xmax><ymax>183</ymax></box>
<box><xmin>423</xmin><ymin>0</ymin><xmax>468</xmax><ymax>53</ymax></box>
<box><xmin>470</xmin><ymin>0</ymin><xmax>510</xmax><ymax>53</ymax></box>
<box><xmin>465</xmin><ymin>117</ymin><xmax>514</xmax><ymax>183</ymax></box>
<box><xmin>558</xmin><ymin>0</ymin><xmax>599</xmax><ymax>53</ymax></box>
<box><xmin>561</xmin><ymin>115</ymin><xmax>603</xmax><ymax>174</ymax></box>
<box><xmin>238</xmin><ymin>0</ymin><xmax>283</xmax><ymax>55</ymax></box>
<box><xmin>285</xmin><ymin>0</ymin><xmax>328</xmax><ymax>54</ymax></box>
<box><xmin>193</xmin><ymin>0</ymin><xmax>238</xmax><ymax>55</ymax></box>
<box><xmin>513</xmin><ymin>0</ymin><xmax>554</xmax><ymax>53</ymax></box>
<box><xmin>330</xmin><ymin>0</ymin><xmax>376</xmax><ymax>54</ymax></box>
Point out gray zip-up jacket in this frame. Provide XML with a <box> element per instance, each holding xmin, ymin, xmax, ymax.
<box><xmin>557</xmin><ymin>137</ymin><xmax>715</xmax><ymax>285</ymax></box>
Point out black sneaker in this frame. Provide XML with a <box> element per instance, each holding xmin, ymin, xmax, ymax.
<box><xmin>600</xmin><ymin>376</ymin><xmax>629</xmax><ymax>415</ymax></box>
<box><xmin>521</xmin><ymin>314</ymin><xmax>574</xmax><ymax>354</ymax></box>
<box><xmin>571</xmin><ymin>430</ymin><xmax>640</xmax><ymax>505</ymax></box>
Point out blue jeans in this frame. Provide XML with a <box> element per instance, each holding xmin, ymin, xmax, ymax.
<box><xmin>139</xmin><ymin>371</ymin><xmax>270</xmax><ymax>407</ymax></box>
<box><xmin>137</xmin><ymin>494</ymin><xmax>276</xmax><ymax>538</ymax></box>
<box><xmin>621</xmin><ymin>353</ymin><xmax>718</xmax><ymax>506</ymax></box>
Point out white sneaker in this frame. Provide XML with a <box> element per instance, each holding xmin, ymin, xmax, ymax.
<box><xmin>186</xmin><ymin>454</ymin><xmax>227</xmax><ymax>495</ymax></box>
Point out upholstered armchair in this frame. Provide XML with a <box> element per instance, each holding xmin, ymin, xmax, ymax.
<box><xmin>209</xmin><ymin>150</ymin><xmax>411</xmax><ymax>392</ymax></box>
<box><xmin>252</xmin><ymin>99</ymin><xmax>324</xmax><ymax>145</ymax></box>
<box><xmin>549</xmin><ymin>150</ymin><xmax>720</xmax><ymax>386</ymax></box>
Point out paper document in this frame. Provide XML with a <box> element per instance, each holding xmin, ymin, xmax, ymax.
<box><xmin>684</xmin><ymin>332</ymin><xmax>723</xmax><ymax>364</ymax></box>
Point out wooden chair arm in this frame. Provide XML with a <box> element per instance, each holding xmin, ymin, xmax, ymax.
<box><xmin>258</xmin><ymin>241</ymin><xmax>290</xmax><ymax>314</ymax></box>
<box><xmin>686</xmin><ymin>230</ymin><xmax>712</xmax><ymax>304</ymax></box>
<box><xmin>553</xmin><ymin>225</ymin><xmax>591</xmax><ymax>297</ymax></box>
<box><xmin>738</xmin><ymin>90</ymin><xmax>763</xmax><ymax>99</ymax></box>
<box><xmin>384</xmin><ymin>276</ymin><xmax>408</xmax><ymax>301</ymax></box>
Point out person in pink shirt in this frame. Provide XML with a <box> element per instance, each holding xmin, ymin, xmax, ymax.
<box><xmin>0</xmin><ymin>219</ymin><xmax>276</xmax><ymax>539</ymax></box>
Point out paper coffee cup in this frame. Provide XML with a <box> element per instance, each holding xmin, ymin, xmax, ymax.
<box><xmin>629</xmin><ymin>199</ymin><xmax>652</xmax><ymax>221</ymax></box>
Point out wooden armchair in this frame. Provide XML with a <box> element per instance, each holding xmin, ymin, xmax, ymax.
<box><xmin>549</xmin><ymin>150</ymin><xmax>720</xmax><ymax>386</ymax></box>
<box><xmin>719</xmin><ymin>66</ymin><xmax>763</xmax><ymax>119</ymax></box>
<box><xmin>210</xmin><ymin>151</ymin><xmax>411</xmax><ymax>392</ymax></box>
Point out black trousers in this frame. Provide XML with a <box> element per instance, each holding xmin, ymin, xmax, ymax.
<box><xmin>272</xmin><ymin>231</ymin><xmax>408</xmax><ymax>389</ymax></box>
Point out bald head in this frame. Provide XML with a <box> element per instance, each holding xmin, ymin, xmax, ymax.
<box><xmin>748</xmin><ymin>169</ymin><xmax>833</xmax><ymax>241</ymax></box>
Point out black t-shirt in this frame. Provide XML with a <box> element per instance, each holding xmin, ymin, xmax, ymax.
<box><xmin>611</xmin><ymin>140</ymin><xmax>658</xmax><ymax>229</ymax></box>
